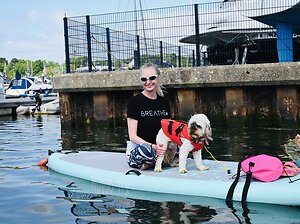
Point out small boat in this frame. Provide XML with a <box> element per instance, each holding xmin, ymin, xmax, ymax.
<box><xmin>5</xmin><ymin>73</ymin><xmax>53</xmax><ymax>98</ymax></box>
<box><xmin>0</xmin><ymin>73</ymin><xmax>5</xmax><ymax>100</ymax></box>
<box><xmin>16</xmin><ymin>98</ymin><xmax>60</xmax><ymax>115</ymax></box>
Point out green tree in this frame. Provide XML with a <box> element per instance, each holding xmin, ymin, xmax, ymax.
<box><xmin>32</xmin><ymin>60</ymin><xmax>44</xmax><ymax>76</ymax></box>
<box><xmin>0</xmin><ymin>58</ymin><xmax>7</xmax><ymax>75</ymax></box>
<box><xmin>6</xmin><ymin>58</ymin><xmax>27</xmax><ymax>79</ymax></box>
<box><xmin>45</xmin><ymin>61</ymin><xmax>61</xmax><ymax>78</ymax></box>
<box><xmin>1</xmin><ymin>57</ymin><xmax>62</xmax><ymax>80</ymax></box>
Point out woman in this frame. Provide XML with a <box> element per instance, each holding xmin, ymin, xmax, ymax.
<box><xmin>126</xmin><ymin>63</ymin><xmax>171</xmax><ymax>170</ymax></box>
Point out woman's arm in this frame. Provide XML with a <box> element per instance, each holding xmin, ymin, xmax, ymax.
<box><xmin>127</xmin><ymin>117</ymin><xmax>166</xmax><ymax>156</ymax></box>
<box><xmin>127</xmin><ymin>117</ymin><xmax>150</xmax><ymax>145</ymax></box>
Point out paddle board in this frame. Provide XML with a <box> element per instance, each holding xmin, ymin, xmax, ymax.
<box><xmin>47</xmin><ymin>151</ymin><xmax>300</xmax><ymax>206</ymax></box>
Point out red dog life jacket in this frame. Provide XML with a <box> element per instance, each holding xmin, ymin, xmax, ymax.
<box><xmin>161</xmin><ymin>119</ymin><xmax>204</xmax><ymax>151</ymax></box>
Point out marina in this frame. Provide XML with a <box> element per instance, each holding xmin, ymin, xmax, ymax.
<box><xmin>1</xmin><ymin>0</ymin><xmax>300</xmax><ymax>223</ymax></box>
<box><xmin>0</xmin><ymin>73</ymin><xmax>59</xmax><ymax>116</ymax></box>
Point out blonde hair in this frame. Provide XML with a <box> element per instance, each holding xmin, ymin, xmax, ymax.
<box><xmin>140</xmin><ymin>63</ymin><xmax>165</xmax><ymax>96</ymax></box>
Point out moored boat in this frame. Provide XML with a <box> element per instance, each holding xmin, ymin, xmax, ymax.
<box><xmin>16</xmin><ymin>98</ymin><xmax>60</xmax><ymax>115</ymax></box>
<box><xmin>5</xmin><ymin>72</ymin><xmax>53</xmax><ymax>98</ymax></box>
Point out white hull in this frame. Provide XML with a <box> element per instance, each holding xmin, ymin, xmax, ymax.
<box><xmin>16</xmin><ymin>98</ymin><xmax>60</xmax><ymax>115</ymax></box>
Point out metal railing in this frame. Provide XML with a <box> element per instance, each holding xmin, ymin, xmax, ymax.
<box><xmin>63</xmin><ymin>0</ymin><xmax>300</xmax><ymax>73</ymax></box>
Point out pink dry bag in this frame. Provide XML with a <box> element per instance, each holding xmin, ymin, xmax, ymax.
<box><xmin>241</xmin><ymin>154</ymin><xmax>283</xmax><ymax>182</ymax></box>
<box><xmin>226</xmin><ymin>154</ymin><xmax>283</xmax><ymax>208</ymax></box>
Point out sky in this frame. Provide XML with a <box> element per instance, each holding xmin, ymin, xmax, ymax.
<box><xmin>0</xmin><ymin>0</ymin><xmax>216</xmax><ymax>64</ymax></box>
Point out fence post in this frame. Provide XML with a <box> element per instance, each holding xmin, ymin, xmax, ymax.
<box><xmin>192</xmin><ymin>50</ymin><xmax>195</xmax><ymax>67</ymax></box>
<box><xmin>134</xmin><ymin>35</ymin><xmax>141</xmax><ymax>69</ymax></box>
<box><xmin>160</xmin><ymin>41</ymin><xmax>163</xmax><ymax>66</ymax></box>
<box><xmin>63</xmin><ymin>17</ymin><xmax>70</xmax><ymax>73</ymax></box>
<box><xmin>178</xmin><ymin>46</ymin><xmax>181</xmax><ymax>67</ymax></box>
<box><xmin>194</xmin><ymin>4</ymin><xmax>201</xmax><ymax>66</ymax></box>
<box><xmin>86</xmin><ymin>16</ymin><xmax>93</xmax><ymax>72</ymax></box>
<box><xmin>106</xmin><ymin>28</ymin><xmax>113</xmax><ymax>71</ymax></box>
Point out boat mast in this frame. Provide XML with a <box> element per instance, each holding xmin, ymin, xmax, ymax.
<box><xmin>4</xmin><ymin>61</ymin><xmax>6</xmax><ymax>79</ymax></box>
<box><xmin>26</xmin><ymin>60</ymin><xmax>29</xmax><ymax>76</ymax></box>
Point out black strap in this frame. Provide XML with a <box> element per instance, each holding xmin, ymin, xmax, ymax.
<box><xmin>168</xmin><ymin>121</ymin><xmax>173</xmax><ymax>135</ymax></box>
<box><xmin>48</xmin><ymin>150</ymin><xmax>79</xmax><ymax>155</ymax></box>
<box><xmin>65</xmin><ymin>150</ymin><xmax>79</xmax><ymax>154</ymax></box>
<box><xmin>241</xmin><ymin>170</ymin><xmax>252</xmax><ymax>209</ymax></box>
<box><xmin>226</xmin><ymin>160</ymin><xmax>242</xmax><ymax>207</ymax></box>
<box><xmin>175</xmin><ymin>123</ymin><xmax>185</xmax><ymax>136</ymax></box>
<box><xmin>241</xmin><ymin>161</ymin><xmax>255</xmax><ymax>206</ymax></box>
<box><xmin>66</xmin><ymin>182</ymin><xmax>76</xmax><ymax>188</ymax></box>
<box><xmin>48</xmin><ymin>149</ymin><xmax>62</xmax><ymax>155</ymax></box>
<box><xmin>125</xmin><ymin>169</ymin><xmax>141</xmax><ymax>176</ymax></box>
<box><xmin>226</xmin><ymin>161</ymin><xmax>252</xmax><ymax>224</ymax></box>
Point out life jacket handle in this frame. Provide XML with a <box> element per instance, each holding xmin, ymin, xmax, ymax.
<box><xmin>166</xmin><ymin>119</ymin><xmax>187</xmax><ymax>136</ymax></box>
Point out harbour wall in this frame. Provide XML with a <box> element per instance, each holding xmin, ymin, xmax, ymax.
<box><xmin>53</xmin><ymin>62</ymin><xmax>300</xmax><ymax>127</ymax></box>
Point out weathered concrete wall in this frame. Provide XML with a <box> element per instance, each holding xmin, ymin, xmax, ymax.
<box><xmin>53</xmin><ymin>62</ymin><xmax>300</xmax><ymax>127</ymax></box>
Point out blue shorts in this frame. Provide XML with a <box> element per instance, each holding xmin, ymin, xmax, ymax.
<box><xmin>128</xmin><ymin>143</ymin><xmax>157</xmax><ymax>169</ymax></box>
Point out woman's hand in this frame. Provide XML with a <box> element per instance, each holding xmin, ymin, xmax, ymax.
<box><xmin>295</xmin><ymin>134</ymin><xmax>300</xmax><ymax>148</ymax></box>
<box><xmin>152</xmin><ymin>144</ymin><xmax>166</xmax><ymax>156</ymax></box>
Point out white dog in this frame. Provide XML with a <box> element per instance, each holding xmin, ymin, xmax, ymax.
<box><xmin>154</xmin><ymin>114</ymin><xmax>213</xmax><ymax>173</ymax></box>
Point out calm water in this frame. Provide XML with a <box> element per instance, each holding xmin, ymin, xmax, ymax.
<box><xmin>0</xmin><ymin>115</ymin><xmax>300</xmax><ymax>223</ymax></box>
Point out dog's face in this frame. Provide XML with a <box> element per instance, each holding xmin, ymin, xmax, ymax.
<box><xmin>188</xmin><ymin>114</ymin><xmax>213</xmax><ymax>144</ymax></box>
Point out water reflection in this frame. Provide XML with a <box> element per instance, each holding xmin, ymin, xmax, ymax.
<box><xmin>57</xmin><ymin>183</ymin><xmax>218</xmax><ymax>223</ymax></box>
<box><xmin>52</xmin><ymin>172</ymin><xmax>300</xmax><ymax>224</ymax></box>
<box><xmin>61</xmin><ymin>123</ymin><xmax>127</xmax><ymax>152</ymax></box>
<box><xmin>60</xmin><ymin>122</ymin><xmax>298</xmax><ymax>162</ymax></box>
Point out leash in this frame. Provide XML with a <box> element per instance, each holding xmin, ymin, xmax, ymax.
<box><xmin>203</xmin><ymin>145</ymin><xmax>231</xmax><ymax>175</ymax></box>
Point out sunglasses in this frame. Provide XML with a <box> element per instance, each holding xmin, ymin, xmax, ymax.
<box><xmin>140</xmin><ymin>75</ymin><xmax>158</xmax><ymax>82</ymax></box>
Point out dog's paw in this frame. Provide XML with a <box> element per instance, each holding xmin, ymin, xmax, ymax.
<box><xmin>154</xmin><ymin>167</ymin><xmax>163</xmax><ymax>172</ymax></box>
<box><xmin>197</xmin><ymin>165</ymin><xmax>209</xmax><ymax>171</ymax></box>
<box><xmin>179</xmin><ymin>168</ymin><xmax>188</xmax><ymax>173</ymax></box>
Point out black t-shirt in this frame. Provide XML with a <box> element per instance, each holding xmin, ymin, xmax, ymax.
<box><xmin>127</xmin><ymin>93</ymin><xmax>171</xmax><ymax>144</ymax></box>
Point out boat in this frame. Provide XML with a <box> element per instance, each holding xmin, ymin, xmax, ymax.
<box><xmin>0</xmin><ymin>73</ymin><xmax>5</xmax><ymax>100</ymax></box>
<box><xmin>47</xmin><ymin>150</ymin><xmax>300</xmax><ymax>206</ymax></box>
<box><xmin>180</xmin><ymin>0</ymin><xmax>300</xmax><ymax>65</ymax></box>
<box><xmin>16</xmin><ymin>98</ymin><xmax>60</xmax><ymax>115</ymax></box>
<box><xmin>5</xmin><ymin>73</ymin><xmax>53</xmax><ymax>98</ymax></box>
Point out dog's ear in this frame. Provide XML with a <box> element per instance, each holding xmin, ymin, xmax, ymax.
<box><xmin>189</xmin><ymin>122</ymin><xmax>200</xmax><ymax>133</ymax></box>
<box><xmin>205</xmin><ymin>125</ymin><xmax>213</xmax><ymax>141</ymax></box>
<box><xmin>190</xmin><ymin>122</ymin><xmax>197</xmax><ymax>129</ymax></box>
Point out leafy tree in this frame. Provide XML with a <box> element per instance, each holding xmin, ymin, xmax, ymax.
<box><xmin>10</xmin><ymin>58</ymin><xmax>19</xmax><ymax>65</ymax></box>
<box><xmin>0</xmin><ymin>58</ymin><xmax>7</xmax><ymax>75</ymax></box>
<box><xmin>0</xmin><ymin>58</ymin><xmax>62</xmax><ymax>80</ymax></box>
<box><xmin>32</xmin><ymin>60</ymin><xmax>44</xmax><ymax>76</ymax></box>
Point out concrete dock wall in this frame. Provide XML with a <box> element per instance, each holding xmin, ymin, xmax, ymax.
<box><xmin>53</xmin><ymin>62</ymin><xmax>300</xmax><ymax>127</ymax></box>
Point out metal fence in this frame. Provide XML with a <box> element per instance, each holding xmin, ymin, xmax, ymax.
<box><xmin>63</xmin><ymin>0</ymin><xmax>300</xmax><ymax>73</ymax></box>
